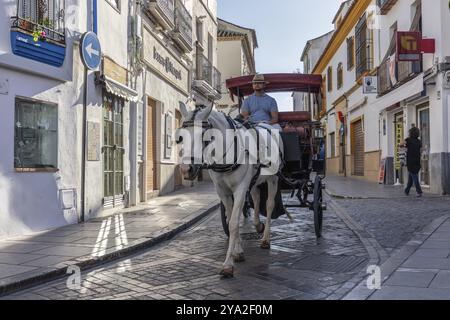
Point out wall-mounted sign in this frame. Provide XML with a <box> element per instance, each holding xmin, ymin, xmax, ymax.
<box><xmin>164</xmin><ymin>113</ymin><xmax>173</xmax><ymax>159</ymax></box>
<box><xmin>363</xmin><ymin>76</ymin><xmax>378</xmax><ymax>94</ymax></box>
<box><xmin>153</xmin><ymin>47</ymin><xmax>182</xmax><ymax>80</ymax></box>
<box><xmin>80</xmin><ymin>32</ymin><xmax>102</xmax><ymax>70</ymax></box>
<box><xmin>397</xmin><ymin>31</ymin><xmax>421</xmax><ymax>62</ymax></box>
<box><xmin>87</xmin><ymin>121</ymin><xmax>101</xmax><ymax>161</ymax></box>
<box><xmin>143</xmin><ymin>28</ymin><xmax>189</xmax><ymax>93</ymax></box>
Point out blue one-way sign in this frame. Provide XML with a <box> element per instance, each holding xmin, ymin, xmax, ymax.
<box><xmin>80</xmin><ymin>32</ymin><xmax>101</xmax><ymax>70</ymax></box>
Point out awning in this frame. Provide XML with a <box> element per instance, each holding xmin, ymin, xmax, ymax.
<box><xmin>369</xmin><ymin>74</ymin><xmax>424</xmax><ymax>113</ymax></box>
<box><xmin>98</xmin><ymin>75</ymin><xmax>139</xmax><ymax>102</ymax></box>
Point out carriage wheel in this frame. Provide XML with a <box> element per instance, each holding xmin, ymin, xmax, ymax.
<box><xmin>313</xmin><ymin>176</ymin><xmax>323</xmax><ymax>239</ymax></box>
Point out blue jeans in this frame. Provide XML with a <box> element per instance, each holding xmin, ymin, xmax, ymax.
<box><xmin>405</xmin><ymin>172</ymin><xmax>423</xmax><ymax>195</ymax></box>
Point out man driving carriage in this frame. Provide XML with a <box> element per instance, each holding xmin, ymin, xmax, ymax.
<box><xmin>240</xmin><ymin>74</ymin><xmax>282</xmax><ymax>131</ymax></box>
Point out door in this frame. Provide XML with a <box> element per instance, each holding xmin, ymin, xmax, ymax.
<box><xmin>394</xmin><ymin>113</ymin><xmax>405</xmax><ymax>184</ymax></box>
<box><xmin>174</xmin><ymin>110</ymin><xmax>183</xmax><ymax>187</ymax></box>
<box><xmin>352</xmin><ymin>119</ymin><xmax>365</xmax><ymax>176</ymax></box>
<box><xmin>103</xmin><ymin>94</ymin><xmax>125</xmax><ymax>208</ymax></box>
<box><xmin>418</xmin><ymin>106</ymin><xmax>430</xmax><ymax>186</ymax></box>
<box><xmin>146</xmin><ymin>98</ymin><xmax>157</xmax><ymax>194</ymax></box>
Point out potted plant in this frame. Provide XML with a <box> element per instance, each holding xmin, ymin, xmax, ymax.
<box><xmin>19</xmin><ymin>17</ymin><xmax>33</xmax><ymax>31</ymax></box>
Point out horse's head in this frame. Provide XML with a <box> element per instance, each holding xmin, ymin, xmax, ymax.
<box><xmin>176</xmin><ymin>102</ymin><xmax>213</xmax><ymax>180</ymax></box>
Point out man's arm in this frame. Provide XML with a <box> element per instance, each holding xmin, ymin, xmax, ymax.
<box><xmin>270</xmin><ymin>98</ymin><xmax>279</xmax><ymax>124</ymax></box>
<box><xmin>240</xmin><ymin>99</ymin><xmax>250</xmax><ymax>120</ymax></box>
<box><xmin>270</xmin><ymin>111</ymin><xmax>279</xmax><ymax>125</ymax></box>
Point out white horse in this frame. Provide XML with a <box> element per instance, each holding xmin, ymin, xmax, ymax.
<box><xmin>177</xmin><ymin>103</ymin><xmax>283</xmax><ymax>278</ymax></box>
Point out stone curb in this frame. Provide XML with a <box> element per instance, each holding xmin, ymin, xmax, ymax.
<box><xmin>325</xmin><ymin>189</ymin><xmax>449</xmax><ymax>200</ymax></box>
<box><xmin>325</xmin><ymin>195</ymin><xmax>388</xmax><ymax>300</ymax></box>
<box><xmin>0</xmin><ymin>202</ymin><xmax>220</xmax><ymax>297</ymax></box>
<box><xmin>342</xmin><ymin>214</ymin><xmax>450</xmax><ymax>300</ymax></box>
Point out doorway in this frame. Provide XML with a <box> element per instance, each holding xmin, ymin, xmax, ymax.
<box><xmin>174</xmin><ymin>110</ymin><xmax>183</xmax><ymax>188</ymax></box>
<box><xmin>103</xmin><ymin>93</ymin><xmax>125</xmax><ymax>208</ymax></box>
<box><xmin>351</xmin><ymin>119</ymin><xmax>365</xmax><ymax>176</ymax></box>
<box><xmin>146</xmin><ymin>98</ymin><xmax>158</xmax><ymax>196</ymax></box>
<box><xmin>417</xmin><ymin>104</ymin><xmax>430</xmax><ymax>186</ymax></box>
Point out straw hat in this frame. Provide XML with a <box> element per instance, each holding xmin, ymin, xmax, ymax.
<box><xmin>252</xmin><ymin>74</ymin><xmax>269</xmax><ymax>84</ymax></box>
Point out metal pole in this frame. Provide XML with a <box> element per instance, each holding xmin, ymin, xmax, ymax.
<box><xmin>81</xmin><ymin>67</ymin><xmax>88</xmax><ymax>223</ymax></box>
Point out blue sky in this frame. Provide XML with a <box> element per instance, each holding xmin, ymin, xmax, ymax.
<box><xmin>218</xmin><ymin>0</ymin><xmax>342</xmax><ymax>111</ymax></box>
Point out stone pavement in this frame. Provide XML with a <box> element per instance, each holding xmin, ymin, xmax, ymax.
<box><xmin>325</xmin><ymin>175</ymin><xmax>441</xmax><ymax>199</ymax></box>
<box><xmin>344</xmin><ymin>214</ymin><xmax>450</xmax><ymax>300</ymax></box>
<box><xmin>0</xmin><ymin>182</ymin><xmax>219</xmax><ymax>296</ymax></box>
<box><xmin>323</xmin><ymin>176</ymin><xmax>450</xmax><ymax>299</ymax></box>
<box><xmin>2</xmin><ymin>194</ymin><xmax>370</xmax><ymax>300</ymax></box>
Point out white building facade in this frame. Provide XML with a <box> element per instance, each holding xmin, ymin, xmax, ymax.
<box><xmin>314</xmin><ymin>0</ymin><xmax>450</xmax><ymax>195</ymax></box>
<box><xmin>0</xmin><ymin>0</ymin><xmax>137</xmax><ymax>239</ymax></box>
<box><xmin>216</xmin><ymin>18</ymin><xmax>257</xmax><ymax>117</ymax></box>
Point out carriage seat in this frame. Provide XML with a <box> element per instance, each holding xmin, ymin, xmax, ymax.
<box><xmin>278</xmin><ymin>111</ymin><xmax>311</xmax><ymax>123</ymax></box>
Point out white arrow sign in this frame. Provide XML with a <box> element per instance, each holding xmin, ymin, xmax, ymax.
<box><xmin>86</xmin><ymin>42</ymin><xmax>99</xmax><ymax>59</ymax></box>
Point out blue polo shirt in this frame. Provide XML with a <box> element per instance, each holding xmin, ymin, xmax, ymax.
<box><xmin>242</xmin><ymin>93</ymin><xmax>278</xmax><ymax>123</ymax></box>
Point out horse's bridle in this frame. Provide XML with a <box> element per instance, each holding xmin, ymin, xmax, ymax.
<box><xmin>178</xmin><ymin>108</ymin><xmax>242</xmax><ymax>180</ymax></box>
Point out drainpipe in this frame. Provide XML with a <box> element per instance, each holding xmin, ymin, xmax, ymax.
<box><xmin>343</xmin><ymin>93</ymin><xmax>349</xmax><ymax>177</ymax></box>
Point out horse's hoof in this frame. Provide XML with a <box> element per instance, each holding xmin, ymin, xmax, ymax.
<box><xmin>260</xmin><ymin>241</ymin><xmax>270</xmax><ymax>249</ymax></box>
<box><xmin>233</xmin><ymin>253</ymin><xmax>245</xmax><ymax>263</ymax></box>
<box><xmin>255</xmin><ymin>223</ymin><xmax>265</xmax><ymax>234</ymax></box>
<box><xmin>220</xmin><ymin>267</ymin><xmax>234</xmax><ymax>278</ymax></box>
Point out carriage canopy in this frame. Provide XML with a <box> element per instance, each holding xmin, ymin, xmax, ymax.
<box><xmin>225</xmin><ymin>73</ymin><xmax>323</xmax><ymax>99</ymax></box>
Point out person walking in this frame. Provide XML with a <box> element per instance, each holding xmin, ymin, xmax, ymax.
<box><xmin>401</xmin><ymin>127</ymin><xmax>423</xmax><ymax>197</ymax></box>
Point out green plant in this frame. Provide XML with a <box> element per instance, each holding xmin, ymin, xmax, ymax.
<box><xmin>39</xmin><ymin>17</ymin><xmax>54</xmax><ymax>29</ymax></box>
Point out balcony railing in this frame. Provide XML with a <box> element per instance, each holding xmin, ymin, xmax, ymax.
<box><xmin>173</xmin><ymin>0</ymin><xmax>193</xmax><ymax>52</ymax></box>
<box><xmin>11</xmin><ymin>16</ymin><xmax>65</xmax><ymax>44</ymax></box>
<box><xmin>378</xmin><ymin>57</ymin><xmax>422</xmax><ymax>95</ymax></box>
<box><xmin>146</xmin><ymin>0</ymin><xmax>175</xmax><ymax>30</ymax></box>
<box><xmin>377</xmin><ymin>0</ymin><xmax>399</xmax><ymax>15</ymax></box>
<box><xmin>11</xmin><ymin>0</ymin><xmax>65</xmax><ymax>44</ymax></box>
<box><xmin>195</xmin><ymin>53</ymin><xmax>221</xmax><ymax>94</ymax></box>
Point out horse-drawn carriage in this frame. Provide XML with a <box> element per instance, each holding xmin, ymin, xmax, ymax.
<box><xmin>222</xmin><ymin>73</ymin><xmax>327</xmax><ymax>239</ymax></box>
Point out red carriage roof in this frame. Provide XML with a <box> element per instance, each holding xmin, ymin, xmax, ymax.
<box><xmin>225</xmin><ymin>73</ymin><xmax>323</xmax><ymax>98</ymax></box>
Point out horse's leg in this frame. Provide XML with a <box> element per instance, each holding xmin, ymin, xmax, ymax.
<box><xmin>220</xmin><ymin>187</ymin><xmax>246</xmax><ymax>277</ymax></box>
<box><xmin>261</xmin><ymin>177</ymin><xmax>277</xmax><ymax>249</ymax></box>
<box><xmin>250</xmin><ymin>185</ymin><xmax>264</xmax><ymax>234</ymax></box>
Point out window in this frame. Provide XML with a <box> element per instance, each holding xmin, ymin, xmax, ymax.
<box><xmin>14</xmin><ymin>97</ymin><xmax>58</xmax><ymax>170</ymax></box>
<box><xmin>330</xmin><ymin>132</ymin><xmax>336</xmax><ymax>158</ymax></box>
<box><xmin>347</xmin><ymin>37</ymin><xmax>355</xmax><ymax>70</ymax></box>
<box><xmin>15</xmin><ymin>0</ymin><xmax>65</xmax><ymax>43</ymax></box>
<box><xmin>337</xmin><ymin>63</ymin><xmax>344</xmax><ymax>89</ymax></box>
<box><xmin>327</xmin><ymin>67</ymin><xmax>333</xmax><ymax>92</ymax></box>
<box><xmin>103</xmin><ymin>93</ymin><xmax>124</xmax><ymax>200</ymax></box>
<box><xmin>355</xmin><ymin>14</ymin><xmax>373</xmax><ymax>79</ymax></box>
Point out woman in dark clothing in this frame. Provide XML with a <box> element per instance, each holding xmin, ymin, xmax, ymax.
<box><xmin>401</xmin><ymin>127</ymin><xmax>423</xmax><ymax>197</ymax></box>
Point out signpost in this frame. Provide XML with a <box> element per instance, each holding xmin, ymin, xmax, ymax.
<box><xmin>80</xmin><ymin>31</ymin><xmax>101</xmax><ymax>70</ymax></box>
<box><xmin>363</xmin><ymin>76</ymin><xmax>378</xmax><ymax>94</ymax></box>
<box><xmin>397</xmin><ymin>31</ymin><xmax>421</xmax><ymax>62</ymax></box>
<box><xmin>80</xmin><ymin>32</ymin><xmax>102</xmax><ymax>222</ymax></box>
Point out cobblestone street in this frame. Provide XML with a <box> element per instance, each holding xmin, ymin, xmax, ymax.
<box><xmin>2</xmin><ymin>195</ymin><xmax>370</xmax><ymax>300</ymax></box>
<box><xmin>334</xmin><ymin>197</ymin><xmax>450</xmax><ymax>253</ymax></box>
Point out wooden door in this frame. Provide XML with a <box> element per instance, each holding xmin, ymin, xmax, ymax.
<box><xmin>147</xmin><ymin>98</ymin><xmax>157</xmax><ymax>192</ymax></box>
<box><xmin>352</xmin><ymin>120</ymin><xmax>365</xmax><ymax>176</ymax></box>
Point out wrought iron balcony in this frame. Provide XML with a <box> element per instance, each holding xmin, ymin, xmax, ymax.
<box><xmin>377</xmin><ymin>0</ymin><xmax>399</xmax><ymax>15</ymax></box>
<box><xmin>193</xmin><ymin>53</ymin><xmax>221</xmax><ymax>99</ymax></box>
<box><xmin>145</xmin><ymin>0</ymin><xmax>175</xmax><ymax>30</ymax></box>
<box><xmin>378</xmin><ymin>57</ymin><xmax>422</xmax><ymax>96</ymax></box>
<box><xmin>172</xmin><ymin>0</ymin><xmax>193</xmax><ymax>52</ymax></box>
<box><xmin>11</xmin><ymin>16</ymin><xmax>65</xmax><ymax>44</ymax></box>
